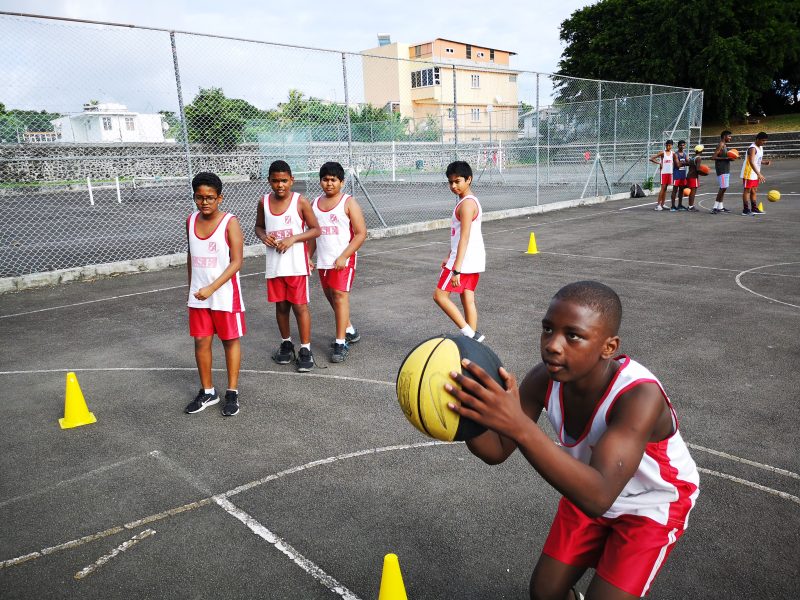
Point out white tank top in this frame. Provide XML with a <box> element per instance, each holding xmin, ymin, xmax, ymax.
<box><xmin>740</xmin><ymin>143</ymin><xmax>763</xmax><ymax>181</ymax></box>
<box><xmin>263</xmin><ymin>192</ymin><xmax>310</xmax><ymax>278</ymax></box>
<box><xmin>312</xmin><ymin>193</ymin><xmax>356</xmax><ymax>270</ymax></box>
<box><xmin>544</xmin><ymin>356</ymin><xmax>699</xmax><ymax>525</ymax></box>
<box><xmin>446</xmin><ymin>195</ymin><xmax>485</xmax><ymax>273</ymax></box>
<box><xmin>187</xmin><ymin>211</ymin><xmax>244</xmax><ymax>312</ymax></box>
<box><xmin>661</xmin><ymin>150</ymin><xmax>674</xmax><ymax>172</ymax></box>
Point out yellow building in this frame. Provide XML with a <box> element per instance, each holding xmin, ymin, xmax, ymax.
<box><xmin>361</xmin><ymin>37</ymin><xmax>519</xmax><ymax>142</ymax></box>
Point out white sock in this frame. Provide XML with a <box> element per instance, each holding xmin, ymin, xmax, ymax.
<box><xmin>335</xmin><ymin>338</ymin><xmax>346</xmax><ymax>345</ymax></box>
<box><xmin>346</xmin><ymin>325</ymin><xmax>355</xmax><ymax>334</ymax></box>
<box><xmin>282</xmin><ymin>337</ymin><xmax>292</xmax><ymax>343</ymax></box>
<box><xmin>227</xmin><ymin>389</ymin><xmax>238</xmax><ymax>394</ymax></box>
<box><xmin>713</xmin><ymin>202</ymin><xmax>720</xmax><ymax>209</ymax></box>
<box><xmin>460</xmin><ymin>325</ymin><xmax>475</xmax><ymax>337</ymax></box>
<box><xmin>300</xmin><ymin>343</ymin><xmax>311</xmax><ymax>350</ymax></box>
<box><xmin>204</xmin><ymin>387</ymin><xmax>215</xmax><ymax>395</ymax></box>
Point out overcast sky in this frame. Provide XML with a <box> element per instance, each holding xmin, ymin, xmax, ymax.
<box><xmin>0</xmin><ymin>0</ymin><xmax>594</xmax><ymax>114</ymax></box>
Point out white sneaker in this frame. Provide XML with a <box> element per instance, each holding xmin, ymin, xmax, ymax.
<box><xmin>654</xmin><ymin>205</ymin><xmax>664</xmax><ymax>211</ymax></box>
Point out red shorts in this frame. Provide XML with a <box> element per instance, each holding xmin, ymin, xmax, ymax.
<box><xmin>660</xmin><ymin>173</ymin><xmax>673</xmax><ymax>186</ymax></box>
<box><xmin>673</xmin><ymin>178</ymin><xmax>686</xmax><ymax>187</ymax></box>
<box><xmin>743</xmin><ymin>178</ymin><xmax>759</xmax><ymax>189</ymax></box>
<box><xmin>686</xmin><ymin>178</ymin><xmax>698</xmax><ymax>189</ymax></box>
<box><xmin>542</xmin><ymin>497</ymin><xmax>687</xmax><ymax>597</ymax></box>
<box><xmin>437</xmin><ymin>268</ymin><xmax>480</xmax><ymax>293</ymax></box>
<box><xmin>188</xmin><ymin>308</ymin><xmax>246</xmax><ymax>340</ymax></box>
<box><xmin>318</xmin><ymin>266</ymin><xmax>355</xmax><ymax>292</ymax></box>
<box><xmin>266</xmin><ymin>275</ymin><xmax>309</xmax><ymax>304</ymax></box>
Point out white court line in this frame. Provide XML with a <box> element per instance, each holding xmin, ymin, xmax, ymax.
<box><xmin>688</xmin><ymin>444</ymin><xmax>799</xmax><ymax>480</ymax></box>
<box><xmin>734</xmin><ymin>262</ymin><xmax>800</xmax><ymax>309</ymax></box>
<box><xmin>214</xmin><ymin>496</ymin><xmax>362</xmax><ymax>600</ymax></box>
<box><xmin>619</xmin><ymin>201</ymin><xmax>656</xmax><ymax>210</ymax></box>
<box><xmin>73</xmin><ymin>529</ymin><xmax>156</xmax><ymax>580</ymax></box>
<box><xmin>698</xmin><ymin>468</ymin><xmax>800</xmax><ymax>506</ymax></box>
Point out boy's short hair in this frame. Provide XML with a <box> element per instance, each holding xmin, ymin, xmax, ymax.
<box><xmin>191</xmin><ymin>172</ymin><xmax>222</xmax><ymax>194</ymax></box>
<box><xmin>446</xmin><ymin>161</ymin><xmax>473</xmax><ymax>180</ymax></box>
<box><xmin>269</xmin><ymin>160</ymin><xmax>292</xmax><ymax>176</ymax></box>
<box><xmin>665</xmin><ymin>139</ymin><xmax>674</xmax><ymax>146</ymax></box>
<box><xmin>721</xmin><ymin>130</ymin><xmax>732</xmax><ymax>138</ymax></box>
<box><xmin>553</xmin><ymin>281</ymin><xmax>622</xmax><ymax>336</ymax></box>
<box><xmin>677</xmin><ymin>140</ymin><xmax>686</xmax><ymax>145</ymax></box>
<box><xmin>319</xmin><ymin>161</ymin><xmax>345</xmax><ymax>181</ymax></box>
<box><xmin>756</xmin><ymin>131</ymin><xmax>768</xmax><ymax>140</ymax></box>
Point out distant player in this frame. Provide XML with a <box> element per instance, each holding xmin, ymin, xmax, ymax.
<box><xmin>740</xmin><ymin>132</ymin><xmax>770</xmax><ymax>216</ymax></box>
<box><xmin>434</xmin><ymin>161</ymin><xmax>486</xmax><ymax>342</ymax></box>
<box><xmin>649</xmin><ymin>140</ymin><xmax>674</xmax><ymax>211</ymax></box>
<box><xmin>670</xmin><ymin>140</ymin><xmax>688</xmax><ymax>211</ymax></box>
<box><xmin>307</xmin><ymin>162</ymin><xmax>367</xmax><ymax>363</ymax></box>
<box><xmin>255</xmin><ymin>160</ymin><xmax>321</xmax><ymax>372</ymax></box>
<box><xmin>185</xmin><ymin>172</ymin><xmax>245</xmax><ymax>417</ymax></box>
<box><xmin>684</xmin><ymin>146</ymin><xmax>705</xmax><ymax>211</ymax></box>
<box><xmin>446</xmin><ymin>281</ymin><xmax>700</xmax><ymax>600</ymax></box>
<box><xmin>711</xmin><ymin>130</ymin><xmax>735</xmax><ymax>214</ymax></box>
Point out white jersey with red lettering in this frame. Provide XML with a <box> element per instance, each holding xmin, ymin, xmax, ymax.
<box><xmin>543</xmin><ymin>355</ymin><xmax>699</xmax><ymax>526</ymax></box>
<box><xmin>445</xmin><ymin>194</ymin><xmax>485</xmax><ymax>274</ymax></box>
<box><xmin>312</xmin><ymin>193</ymin><xmax>355</xmax><ymax>270</ymax></box>
<box><xmin>660</xmin><ymin>150</ymin><xmax>674</xmax><ymax>173</ymax></box>
<box><xmin>263</xmin><ymin>192</ymin><xmax>309</xmax><ymax>278</ymax></box>
<box><xmin>740</xmin><ymin>143</ymin><xmax>763</xmax><ymax>181</ymax></box>
<box><xmin>187</xmin><ymin>211</ymin><xmax>244</xmax><ymax>312</ymax></box>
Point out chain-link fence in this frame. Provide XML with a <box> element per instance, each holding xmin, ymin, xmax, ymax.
<box><xmin>0</xmin><ymin>13</ymin><xmax>702</xmax><ymax>280</ymax></box>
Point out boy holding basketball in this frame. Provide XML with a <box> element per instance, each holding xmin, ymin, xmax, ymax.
<box><xmin>434</xmin><ymin>161</ymin><xmax>486</xmax><ymax>342</ymax></box>
<box><xmin>255</xmin><ymin>160</ymin><xmax>321</xmax><ymax>372</ymax></box>
<box><xmin>307</xmin><ymin>161</ymin><xmax>367</xmax><ymax>363</ymax></box>
<box><xmin>446</xmin><ymin>281</ymin><xmax>700</xmax><ymax>599</ymax></box>
<box><xmin>684</xmin><ymin>146</ymin><xmax>706</xmax><ymax>211</ymax></box>
<box><xmin>649</xmin><ymin>140</ymin><xmax>674</xmax><ymax>211</ymax></box>
<box><xmin>711</xmin><ymin>130</ymin><xmax>735</xmax><ymax>214</ymax></box>
<box><xmin>740</xmin><ymin>132</ymin><xmax>770</xmax><ymax>216</ymax></box>
<box><xmin>669</xmin><ymin>140</ymin><xmax>688</xmax><ymax>211</ymax></box>
<box><xmin>185</xmin><ymin>172</ymin><xmax>245</xmax><ymax>417</ymax></box>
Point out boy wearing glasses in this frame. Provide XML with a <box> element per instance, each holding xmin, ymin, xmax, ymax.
<box><xmin>185</xmin><ymin>172</ymin><xmax>246</xmax><ymax>417</ymax></box>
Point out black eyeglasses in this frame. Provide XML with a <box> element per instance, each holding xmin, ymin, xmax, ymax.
<box><xmin>194</xmin><ymin>195</ymin><xmax>218</xmax><ymax>204</ymax></box>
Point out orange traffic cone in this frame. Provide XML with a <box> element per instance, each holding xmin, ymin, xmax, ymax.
<box><xmin>59</xmin><ymin>372</ymin><xmax>97</xmax><ymax>429</ymax></box>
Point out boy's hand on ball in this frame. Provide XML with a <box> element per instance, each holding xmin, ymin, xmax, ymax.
<box><xmin>446</xmin><ymin>359</ymin><xmax>525</xmax><ymax>438</ymax></box>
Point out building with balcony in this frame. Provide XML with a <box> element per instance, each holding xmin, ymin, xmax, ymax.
<box><xmin>51</xmin><ymin>102</ymin><xmax>170</xmax><ymax>143</ymax></box>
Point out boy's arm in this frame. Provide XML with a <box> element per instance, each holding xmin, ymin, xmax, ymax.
<box><xmin>747</xmin><ymin>147</ymin><xmax>766</xmax><ymax>182</ymax></box>
<box><xmin>711</xmin><ymin>141</ymin><xmax>728</xmax><ymax>161</ymax></box>
<box><xmin>193</xmin><ymin>217</ymin><xmax>244</xmax><ymax>301</ymax></box>
<box><xmin>450</xmin><ymin>198</ymin><xmax>478</xmax><ymax>287</ymax></box>
<box><xmin>334</xmin><ymin>197</ymin><xmax>367</xmax><ymax>270</ymax></box>
<box><xmin>448</xmin><ymin>361</ymin><xmax>668</xmax><ymax>518</ymax></box>
<box><xmin>274</xmin><ymin>196</ymin><xmax>321</xmax><ymax>253</ymax></box>
<box><xmin>186</xmin><ymin>219</ymin><xmax>192</xmax><ymax>286</ymax></box>
<box><xmin>649</xmin><ymin>151</ymin><xmax>663</xmax><ymax>164</ymax></box>
<box><xmin>255</xmin><ymin>197</ymin><xmax>277</xmax><ymax>249</ymax></box>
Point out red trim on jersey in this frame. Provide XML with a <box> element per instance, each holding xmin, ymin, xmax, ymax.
<box><xmin>193</xmin><ymin>211</ymin><xmax>228</xmax><ymax>240</ymax></box>
<box><xmin>455</xmin><ymin>196</ymin><xmax>480</xmax><ymax>222</ymax></box>
<box><xmin>645</xmin><ymin>441</ymin><xmax>698</xmax><ymax>528</ymax></box>
<box><xmin>544</xmin><ymin>378</ymin><xmax>553</xmax><ymax>411</ymax></box>
<box><xmin>315</xmin><ymin>193</ymin><xmax>348</xmax><ymax>213</ymax></box>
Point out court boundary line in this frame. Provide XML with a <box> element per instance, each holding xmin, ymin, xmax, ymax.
<box><xmin>734</xmin><ymin>262</ymin><xmax>800</xmax><ymax>308</ymax></box>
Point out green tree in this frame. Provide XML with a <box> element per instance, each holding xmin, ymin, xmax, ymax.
<box><xmin>184</xmin><ymin>87</ymin><xmax>271</xmax><ymax>150</ymax></box>
<box><xmin>158</xmin><ymin>110</ymin><xmax>182</xmax><ymax>140</ymax></box>
<box><xmin>0</xmin><ymin>103</ymin><xmax>61</xmax><ymax>143</ymax></box>
<box><xmin>557</xmin><ymin>0</ymin><xmax>800</xmax><ymax>123</ymax></box>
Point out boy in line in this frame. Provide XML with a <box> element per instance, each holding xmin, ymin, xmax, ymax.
<box><xmin>185</xmin><ymin>172</ymin><xmax>245</xmax><ymax>417</ymax></box>
<box><xmin>649</xmin><ymin>140</ymin><xmax>674</xmax><ymax>211</ymax></box>
<box><xmin>669</xmin><ymin>140</ymin><xmax>688</xmax><ymax>211</ymax></box>
<box><xmin>307</xmin><ymin>162</ymin><xmax>367</xmax><ymax>363</ymax></box>
<box><xmin>446</xmin><ymin>281</ymin><xmax>699</xmax><ymax>600</ymax></box>
<box><xmin>255</xmin><ymin>160</ymin><xmax>321</xmax><ymax>372</ymax></box>
<box><xmin>711</xmin><ymin>130</ymin><xmax>735</xmax><ymax>214</ymax></box>
<box><xmin>684</xmin><ymin>146</ymin><xmax>705</xmax><ymax>212</ymax></box>
<box><xmin>434</xmin><ymin>161</ymin><xmax>486</xmax><ymax>342</ymax></box>
<box><xmin>740</xmin><ymin>132</ymin><xmax>770</xmax><ymax>216</ymax></box>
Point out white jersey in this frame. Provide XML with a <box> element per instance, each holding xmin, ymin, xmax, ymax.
<box><xmin>312</xmin><ymin>193</ymin><xmax>356</xmax><ymax>270</ymax></box>
<box><xmin>544</xmin><ymin>356</ymin><xmax>699</xmax><ymax>525</ymax></box>
<box><xmin>446</xmin><ymin>195</ymin><xmax>485</xmax><ymax>274</ymax></box>
<box><xmin>187</xmin><ymin>211</ymin><xmax>244</xmax><ymax>313</ymax></box>
<box><xmin>263</xmin><ymin>192</ymin><xmax>310</xmax><ymax>278</ymax></box>
<box><xmin>660</xmin><ymin>150</ymin><xmax>674</xmax><ymax>172</ymax></box>
<box><xmin>740</xmin><ymin>143</ymin><xmax>763</xmax><ymax>181</ymax></box>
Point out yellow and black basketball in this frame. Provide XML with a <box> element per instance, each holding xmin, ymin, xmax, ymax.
<box><xmin>396</xmin><ymin>334</ymin><xmax>504</xmax><ymax>442</ymax></box>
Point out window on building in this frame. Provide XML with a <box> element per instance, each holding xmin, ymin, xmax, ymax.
<box><xmin>447</xmin><ymin>108</ymin><xmax>455</xmax><ymax>120</ymax></box>
<box><xmin>125</xmin><ymin>117</ymin><xmax>135</xmax><ymax>131</ymax></box>
<box><xmin>471</xmin><ymin>108</ymin><xmax>480</xmax><ymax>122</ymax></box>
<box><xmin>471</xmin><ymin>74</ymin><xmax>480</xmax><ymax>88</ymax></box>
<box><xmin>509</xmin><ymin>74</ymin><xmax>517</xmax><ymax>82</ymax></box>
<box><xmin>411</xmin><ymin>67</ymin><xmax>441</xmax><ymax>88</ymax></box>
<box><xmin>490</xmin><ymin>49</ymin><xmax>495</xmax><ymax>62</ymax></box>
<box><xmin>466</xmin><ymin>44</ymin><xmax>472</xmax><ymax>59</ymax></box>
<box><xmin>102</xmin><ymin>117</ymin><xmax>112</xmax><ymax>131</ymax></box>
<box><xmin>445</xmin><ymin>47</ymin><xmax>454</xmax><ymax>54</ymax></box>
<box><xmin>477</xmin><ymin>51</ymin><xmax>485</xmax><ymax>58</ymax></box>
<box><xmin>414</xmin><ymin>45</ymin><xmax>422</xmax><ymax>58</ymax></box>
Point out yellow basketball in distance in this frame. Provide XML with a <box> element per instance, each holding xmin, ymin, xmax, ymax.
<box><xmin>767</xmin><ymin>190</ymin><xmax>781</xmax><ymax>202</ymax></box>
<box><xmin>396</xmin><ymin>335</ymin><xmax>504</xmax><ymax>442</ymax></box>
<box><xmin>694</xmin><ymin>144</ymin><xmax>704</xmax><ymax>153</ymax></box>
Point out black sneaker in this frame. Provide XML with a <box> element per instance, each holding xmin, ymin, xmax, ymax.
<box><xmin>345</xmin><ymin>329</ymin><xmax>360</xmax><ymax>344</ymax></box>
<box><xmin>710</xmin><ymin>208</ymin><xmax>719</xmax><ymax>214</ymax></box>
<box><xmin>185</xmin><ymin>389</ymin><xmax>219</xmax><ymax>414</ymax></box>
<box><xmin>687</xmin><ymin>206</ymin><xmax>697</xmax><ymax>211</ymax></box>
<box><xmin>741</xmin><ymin>208</ymin><xmax>752</xmax><ymax>216</ymax></box>
<box><xmin>751</xmin><ymin>206</ymin><xmax>765</xmax><ymax>215</ymax></box>
<box><xmin>678</xmin><ymin>205</ymin><xmax>688</xmax><ymax>211</ymax></box>
<box><xmin>472</xmin><ymin>330</ymin><xmax>486</xmax><ymax>343</ymax></box>
<box><xmin>330</xmin><ymin>342</ymin><xmax>349</xmax><ymax>363</ymax></box>
<box><xmin>222</xmin><ymin>390</ymin><xmax>239</xmax><ymax>416</ymax></box>
<box><xmin>719</xmin><ymin>207</ymin><xmax>731</xmax><ymax>213</ymax></box>
<box><xmin>272</xmin><ymin>340</ymin><xmax>296</xmax><ymax>364</ymax></box>
<box><xmin>296</xmin><ymin>347</ymin><xmax>315</xmax><ymax>372</ymax></box>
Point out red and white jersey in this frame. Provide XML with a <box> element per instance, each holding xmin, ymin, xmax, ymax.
<box><xmin>312</xmin><ymin>193</ymin><xmax>355</xmax><ymax>270</ymax></box>
<box><xmin>543</xmin><ymin>356</ymin><xmax>699</xmax><ymax>525</ymax></box>
<box><xmin>660</xmin><ymin>150</ymin><xmax>674</xmax><ymax>173</ymax></box>
<box><xmin>187</xmin><ymin>211</ymin><xmax>244</xmax><ymax>313</ymax></box>
<box><xmin>740</xmin><ymin>143</ymin><xmax>763</xmax><ymax>181</ymax></box>
<box><xmin>446</xmin><ymin>194</ymin><xmax>485</xmax><ymax>274</ymax></box>
<box><xmin>263</xmin><ymin>192</ymin><xmax>310</xmax><ymax>278</ymax></box>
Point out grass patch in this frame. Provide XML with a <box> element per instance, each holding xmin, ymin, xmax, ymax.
<box><xmin>703</xmin><ymin>113</ymin><xmax>800</xmax><ymax>135</ymax></box>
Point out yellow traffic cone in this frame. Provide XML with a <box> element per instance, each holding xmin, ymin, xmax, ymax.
<box><xmin>378</xmin><ymin>553</ymin><xmax>408</xmax><ymax>600</ymax></box>
<box><xmin>757</xmin><ymin>202</ymin><xmax>764</xmax><ymax>212</ymax></box>
<box><xmin>525</xmin><ymin>232</ymin><xmax>538</xmax><ymax>255</ymax></box>
<box><xmin>59</xmin><ymin>372</ymin><xmax>97</xmax><ymax>429</ymax></box>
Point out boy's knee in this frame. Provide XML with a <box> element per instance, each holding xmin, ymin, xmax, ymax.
<box><xmin>433</xmin><ymin>288</ymin><xmax>446</xmax><ymax>304</ymax></box>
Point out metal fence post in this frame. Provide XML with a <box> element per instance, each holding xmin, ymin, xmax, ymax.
<box><xmin>596</xmin><ymin>81</ymin><xmax>602</xmax><ymax>196</ymax></box>
<box><xmin>340</xmin><ymin>53</ymin><xmax>354</xmax><ymax>176</ymax></box>
<box><xmin>170</xmin><ymin>31</ymin><xmax>193</xmax><ymax>200</ymax></box>
<box><xmin>535</xmin><ymin>72</ymin><xmax>540</xmax><ymax>206</ymax></box>
<box><xmin>613</xmin><ymin>97</ymin><xmax>618</xmax><ymax>183</ymax></box>
<box><xmin>452</xmin><ymin>65</ymin><xmax>458</xmax><ymax>157</ymax></box>
<box><xmin>646</xmin><ymin>84</ymin><xmax>653</xmax><ymax>183</ymax></box>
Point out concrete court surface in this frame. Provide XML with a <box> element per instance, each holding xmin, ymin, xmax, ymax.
<box><xmin>0</xmin><ymin>161</ymin><xmax>798</xmax><ymax>599</ymax></box>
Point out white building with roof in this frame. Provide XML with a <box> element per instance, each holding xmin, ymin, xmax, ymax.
<box><xmin>52</xmin><ymin>102</ymin><xmax>170</xmax><ymax>143</ymax></box>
